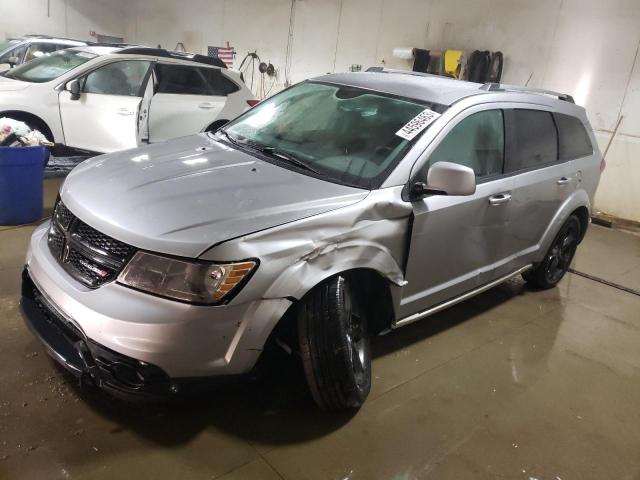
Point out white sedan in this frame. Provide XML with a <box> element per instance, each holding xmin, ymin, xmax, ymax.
<box><xmin>0</xmin><ymin>45</ymin><xmax>256</xmax><ymax>153</ymax></box>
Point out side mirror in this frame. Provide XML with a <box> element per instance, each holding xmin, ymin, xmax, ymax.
<box><xmin>7</xmin><ymin>56</ymin><xmax>19</xmax><ymax>67</ymax></box>
<box><xmin>426</xmin><ymin>161</ymin><xmax>476</xmax><ymax>196</ymax></box>
<box><xmin>409</xmin><ymin>161</ymin><xmax>476</xmax><ymax>200</ymax></box>
<box><xmin>67</xmin><ymin>79</ymin><xmax>81</xmax><ymax>100</ymax></box>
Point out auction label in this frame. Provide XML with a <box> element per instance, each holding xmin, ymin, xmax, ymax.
<box><xmin>396</xmin><ymin>108</ymin><xmax>441</xmax><ymax>141</ymax></box>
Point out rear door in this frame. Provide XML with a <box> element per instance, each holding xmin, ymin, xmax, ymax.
<box><xmin>148</xmin><ymin>63</ymin><xmax>238</xmax><ymax>142</ymax></box>
<box><xmin>59</xmin><ymin>60</ymin><xmax>153</xmax><ymax>153</ymax></box>
<box><xmin>501</xmin><ymin>108</ymin><xmax>572</xmax><ymax>264</ymax></box>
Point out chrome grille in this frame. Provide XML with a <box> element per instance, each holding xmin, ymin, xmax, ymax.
<box><xmin>47</xmin><ymin>200</ymin><xmax>135</xmax><ymax>288</ymax></box>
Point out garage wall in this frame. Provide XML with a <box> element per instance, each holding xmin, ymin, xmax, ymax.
<box><xmin>0</xmin><ymin>0</ymin><xmax>126</xmax><ymax>41</ymax></box>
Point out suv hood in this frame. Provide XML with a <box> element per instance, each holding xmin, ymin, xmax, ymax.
<box><xmin>0</xmin><ymin>76</ymin><xmax>31</xmax><ymax>91</ymax></box>
<box><xmin>61</xmin><ymin>134</ymin><xmax>369</xmax><ymax>258</ymax></box>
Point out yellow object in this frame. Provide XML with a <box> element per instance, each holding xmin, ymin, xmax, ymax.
<box><xmin>444</xmin><ymin>50</ymin><xmax>463</xmax><ymax>78</ymax></box>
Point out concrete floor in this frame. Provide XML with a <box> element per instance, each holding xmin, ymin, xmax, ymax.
<box><xmin>1</xmin><ymin>178</ymin><xmax>640</xmax><ymax>480</ymax></box>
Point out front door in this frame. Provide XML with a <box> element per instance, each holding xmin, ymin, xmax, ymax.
<box><xmin>59</xmin><ymin>60</ymin><xmax>152</xmax><ymax>153</ymax></box>
<box><xmin>399</xmin><ymin>108</ymin><xmax>514</xmax><ymax>319</ymax></box>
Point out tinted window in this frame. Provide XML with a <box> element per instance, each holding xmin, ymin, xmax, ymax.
<box><xmin>155</xmin><ymin>64</ymin><xmax>212</xmax><ymax>95</ymax></box>
<box><xmin>555</xmin><ymin>113</ymin><xmax>593</xmax><ymax>160</ymax></box>
<box><xmin>506</xmin><ymin>109</ymin><xmax>558</xmax><ymax>172</ymax></box>
<box><xmin>200</xmin><ymin>68</ymin><xmax>239</xmax><ymax>95</ymax></box>
<box><xmin>83</xmin><ymin>60</ymin><xmax>151</xmax><ymax>96</ymax></box>
<box><xmin>426</xmin><ymin>110</ymin><xmax>504</xmax><ymax>179</ymax></box>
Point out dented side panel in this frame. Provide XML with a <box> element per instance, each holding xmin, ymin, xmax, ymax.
<box><xmin>200</xmin><ymin>187</ymin><xmax>412</xmax><ymax>314</ymax></box>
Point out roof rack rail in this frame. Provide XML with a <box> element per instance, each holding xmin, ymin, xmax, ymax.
<box><xmin>87</xmin><ymin>42</ymin><xmax>137</xmax><ymax>48</ymax></box>
<box><xmin>480</xmin><ymin>82</ymin><xmax>575</xmax><ymax>103</ymax></box>
<box><xmin>115</xmin><ymin>47</ymin><xmax>228</xmax><ymax>69</ymax></box>
<box><xmin>365</xmin><ymin>66</ymin><xmax>437</xmax><ymax>78</ymax></box>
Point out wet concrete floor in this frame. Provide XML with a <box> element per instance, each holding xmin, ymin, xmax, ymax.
<box><xmin>1</xmin><ymin>178</ymin><xmax>639</xmax><ymax>480</ymax></box>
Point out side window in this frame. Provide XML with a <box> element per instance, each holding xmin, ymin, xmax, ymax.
<box><xmin>426</xmin><ymin>110</ymin><xmax>505</xmax><ymax>180</ymax></box>
<box><xmin>155</xmin><ymin>64</ymin><xmax>212</xmax><ymax>95</ymax></box>
<box><xmin>199</xmin><ymin>68</ymin><xmax>239</xmax><ymax>95</ymax></box>
<box><xmin>0</xmin><ymin>44</ymin><xmax>27</xmax><ymax>64</ymax></box>
<box><xmin>506</xmin><ymin>109</ymin><xmax>558</xmax><ymax>172</ymax></box>
<box><xmin>24</xmin><ymin>43</ymin><xmax>58</xmax><ymax>62</ymax></box>
<box><xmin>82</xmin><ymin>61</ymin><xmax>151</xmax><ymax>96</ymax></box>
<box><xmin>554</xmin><ymin>113</ymin><xmax>593</xmax><ymax>160</ymax></box>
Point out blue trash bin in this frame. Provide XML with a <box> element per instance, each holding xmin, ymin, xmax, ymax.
<box><xmin>0</xmin><ymin>146</ymin><xmax>49</xmax><ymax>225</ymax></box>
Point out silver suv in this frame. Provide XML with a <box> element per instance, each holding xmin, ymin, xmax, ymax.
<box><xmin>21</xmin><ymin>70</ymin><xmax>602</xmax><ymax>409</ymax></box>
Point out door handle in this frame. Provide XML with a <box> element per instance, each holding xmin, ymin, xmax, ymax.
<box><xmin>198</xmin><ymin>102</ymin><xmax>216</xmax><ymax>109</ymax></box>
<box><xmin>117</xmin><ymin>108</ymin><xmax>135</xmax><ymax>116</ymax></box>
<box><xmin>557</xmin><ymin>177</ymin><xmax>571</xmax><ymax>185</ymax></box>
<box><xmin>488</xmin><ymin>193</ymin><xmax>512</xmax><ymax>206</ymax></box>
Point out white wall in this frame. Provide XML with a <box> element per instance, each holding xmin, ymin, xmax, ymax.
<box><xmin>0</xmin><ymin>0</ymin><xmax>126</xmax><ymax>42</ymax></box>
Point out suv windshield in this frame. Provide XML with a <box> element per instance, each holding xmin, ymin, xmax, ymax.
<box><xmin>221</xmin><ymin>81</ymin><xmax>446</xmax><ymax>189</ymax></box>
<box><xmin>5</xmin><ymin>49</ymin><xmax>96</xmax><ymax>83</ymax></box>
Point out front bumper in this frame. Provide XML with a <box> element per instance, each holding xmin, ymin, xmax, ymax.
<box><xmin>22</xmin><ymin>222</ymin><xmax>292</xmax><ymax>386</ymax></box>
<box><xmin>21</xmin><ymin>268</ymin><xmax>174</xmax><ymax>400</ymax></box>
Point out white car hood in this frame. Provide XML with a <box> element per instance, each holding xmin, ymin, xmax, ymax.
<box><xmin>0</xmin><ymin>76</ymin><xmax>32</xmax><ymax>92</ymax></box>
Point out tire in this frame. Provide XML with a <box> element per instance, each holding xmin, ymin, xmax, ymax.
<box><xmin>297</xmin><ymin>275</ymin><xmax>371</xmax><ymax>410</ymax></box>
<box><xmin>523</xmin><ymin>215</ymin><xmax>581</xmax><ymax>289</ymax></box>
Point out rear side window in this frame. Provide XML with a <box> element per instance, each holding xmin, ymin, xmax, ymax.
<box><xmin>555</xmin><ymin>113</ymin><xmax>593</xmax><ymax>160</ymax></box>
<box><xmin>427</xmin><ymin>109</ymin><xmax>504</xmax><ymax>179</ymax></box>
<box><xmin>156</xmin><ymin>64</ymin><xmax>211</xmax><ymax>95</ymax></box>
<box><xmin>200</xmin><ymin>68</ymin><xmax>239</xmax><ymax>95</ymax></box>
<box><xmin>506</xmin><ymin>109</ymin><xmax>558</xmax><ymax>172</ymax></box>
<box><xmin>155</xmin><ymin>64</ymin><xmax>237</xmax><ymax>95</ymax></box>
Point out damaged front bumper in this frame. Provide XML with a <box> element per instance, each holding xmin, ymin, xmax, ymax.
<box><xmin>21</xmin><ymin>268</ymin><xmax>174</xmax><ymax>400</ymax></box>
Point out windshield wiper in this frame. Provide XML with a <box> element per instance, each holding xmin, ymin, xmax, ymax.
<box><xmin>259</xmin><ymin>146</ymin><xmax>322</xmax><ymax>175</ymax></box>
<box><xmin>218</xmin><ymin>131</ymin><xmax>322</xmax><ymax>175</ymax></box>
<box><xmin>218</xmin><ymin>129</ymin><xmax>242</xmax><ymax>148</ymax></box>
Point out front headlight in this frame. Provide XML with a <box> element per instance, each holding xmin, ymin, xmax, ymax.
<box><xmin>118</xmin><ymin>251</ymin><xmax>257</xmax><ymax>304</ymax></box>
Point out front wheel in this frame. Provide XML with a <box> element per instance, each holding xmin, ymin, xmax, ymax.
<box><xmin>523</xmin><ymin>215</ymin><xmax>581</xmax><ymax>289</ymax></box>
<box><xmin>297</xmin><ymin>275</ymin><xmax>371</xmax><ymax>410</ymax></box>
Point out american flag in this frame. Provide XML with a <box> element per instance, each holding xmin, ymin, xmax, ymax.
<box><xmin>207</xmin><ymin>46</ymin><xmax>235</xmax><ymax>68</ymax></box>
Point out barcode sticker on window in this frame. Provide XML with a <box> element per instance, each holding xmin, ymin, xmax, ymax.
<box><xmin>396</xmin><ymin>108</ymin><xmax>441</xmax><ymax>141</ymax></box>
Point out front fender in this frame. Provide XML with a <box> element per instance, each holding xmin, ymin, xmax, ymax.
<box><xmin>536</xmin><ymin>189</ymin><xmax>591</xmax><ymax>262</ymax></box>
<box><xmin>202</xmin><ymin>186</ymin><xmax>412</xmax><ymax>305</ymax></box>
<box><xmin>263</xmin><ymin>240</ymin><xmax>406</xmax><ymax>301</ymax></box>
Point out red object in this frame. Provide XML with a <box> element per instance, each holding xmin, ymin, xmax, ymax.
<box><xmin>600</xmin><ymin>158</ymin><xmax>606</xmax><ymax>172</ymax></box>
<box><xmin>89</xmin><ymin>31</ymin><xmax>96</xmax><ymax>37</ymax></box>
<box><xmin>246</xmin><ymin>100</ymin><xmax>260</xmax><ymax>107</ymax></box>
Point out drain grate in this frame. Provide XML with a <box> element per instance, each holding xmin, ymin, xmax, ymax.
<box><xmin>568</xmin><ymin>268</ymin><xmax>640</xmax><ymax>297</ymax></box>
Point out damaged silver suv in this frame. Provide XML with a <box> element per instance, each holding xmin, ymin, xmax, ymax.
<box><xmin>21</xmin><ymin>69</ymin><xmax>602</xmax><ymax>410</ymax></box>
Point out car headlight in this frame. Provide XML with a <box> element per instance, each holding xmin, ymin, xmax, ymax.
<box><xmin>118</xmin><ymin>251</ymin><xmax>257</xmax><ymax>304</ymax></box>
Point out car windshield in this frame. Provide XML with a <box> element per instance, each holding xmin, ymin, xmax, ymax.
<box><xmin>5</xmin><ymin>49</ymin><xmax>97</xmax><ymax>83</ymax></box>
<box><xmin>0</xmin><ymin>39</ymin><xmax>20</xmax><ymax>53</ymax></box>
<box><xmin>221</xmin><ymin>81</ymin><xmax>446</xmax><ymax>189</ymax></box>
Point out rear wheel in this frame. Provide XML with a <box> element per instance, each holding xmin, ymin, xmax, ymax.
<box><xmin>523</xmin><ymin>215</ymin><xmax>581</xmax><ymax>289</ymax></box>
<box><xmin>297</xmin><ymin>275</ymin><xmax>371</xmax><ymax>410</ymax></box>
